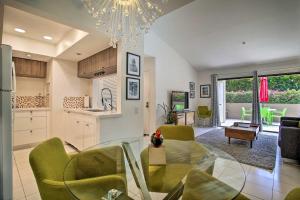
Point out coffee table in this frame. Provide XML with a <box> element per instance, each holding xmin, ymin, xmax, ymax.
<box><xmin>225</xmin><ymin>123</ymin><xmax>260</xmax><ymax>148</ymax></box>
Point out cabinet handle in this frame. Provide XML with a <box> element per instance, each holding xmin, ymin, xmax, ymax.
<box><xmin>30</xmin><ymin>130</ymin><xmax>32</xmax><ymax>133</ymax></box>
<box><xmin>86</xmin><ymin>124</ymin><xmax>89</xmax><ymax>127</ymax></box>
<box><xmin>76</xmin><ymin>121</ymin><xmax>79</xmax><ymax>124</ymax></box>
<box><xmin>30</xmin><ymin>117</ymin><xmax>32</xmax><ymax>121</ymax></box>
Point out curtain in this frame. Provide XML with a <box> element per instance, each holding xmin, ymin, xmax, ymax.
<box><xmin>211</xmin><ymin>74</ymin><xmax>220</xmax><ymax>127</ymax></box>
<box><xmin>251</xmin><ymin>71</ymin><xmax>262</xmax><ymax>130</ymax></box>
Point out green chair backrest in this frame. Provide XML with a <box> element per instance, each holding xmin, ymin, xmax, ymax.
<box><xmin>198</xmin><ymin>106</ymin><xmax>209</xmax><ymax>115</ymax></box>
<box><xmin>29</xmin><ymin>137</ymin><xmax>75</xmax><ymax>182</ymax></box>
<box><xmin>281</xmin><ymin>108</ymin><xmax>287</xmax><ymax>116</ymax></box>
<box><xmin>158</xmin><ymin>125</ymin><xmax>194</xmax><ymax>141</ymax></box>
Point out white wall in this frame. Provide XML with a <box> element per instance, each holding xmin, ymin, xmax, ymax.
<box><xmin>16</xmin><ymin>77</ymin><xmax>46</xmax><ymax>96</ymax></box>
<box><xmin>48</xmin><ymin>59</ymin><xmax>92</xmax><ymax>139</ymax></box>
<box><xmin>144</xmin><ymin>31</ymin><xmax>199</xmax><ymax>126</ymax></box>
<box><xmin>0</xmin><ymin>2</ymin><xmax>3</xmax><ymax>44</ymax></box>
<box><xmin>144</xmin><ymin>57</ymin><xmax>156</xmax><ymax>133</ymax></box>
<box><xmin>99</xmin><ymin>38</ymin><xmax>144</xmax><ymax>142</ymax></box>
<box><xmin>198</xmin><ymin>59</ymin><xmax>300</xmax><ymax>109</ymax></box>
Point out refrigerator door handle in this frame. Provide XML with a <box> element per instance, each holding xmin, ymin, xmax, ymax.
<box><xmin>12</xmin><ymin>62</ymin><xmax>16</xmax><ymax>93</ymax></box>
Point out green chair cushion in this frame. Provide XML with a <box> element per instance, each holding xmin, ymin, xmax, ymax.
<box><xmin>285</xmin><ymin>187</ymin><xmax>300</xmax><ymax>200</ymax></box>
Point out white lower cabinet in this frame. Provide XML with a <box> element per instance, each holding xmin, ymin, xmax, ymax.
<box><xmin>64</xmin><ymin>112</ymin><xmax>99</xmax><ymax>151</ymax></box>
<box><xmin>14</xmin><ymin>110</ymin><xmax>49</xmax><ymax>147</ymax></box>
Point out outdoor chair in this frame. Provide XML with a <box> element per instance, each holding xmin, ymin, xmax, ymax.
<box><xmin>240</xmin><ymin>107</ymin><xmax>252</xmax><ymax>121</ymax></box>
<box><xmin>272</xmin><ymin>108</ymin><xmax>287</xmax><ymax>122</ymax></box>
<box><xmin>261</xmin><ymin>107</ymin><xmax>272</xmax><ymax>125</ymax></box>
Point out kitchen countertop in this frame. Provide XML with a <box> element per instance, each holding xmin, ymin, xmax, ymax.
<box><xmin>64</xmin><ymin>108</ymin><xmax>122</xmax><ymax>118</ymax></box>
<box><xmin>15</xmin><ymin>107</ymin><xmax>51</xmax><ymax>112</ymax></box>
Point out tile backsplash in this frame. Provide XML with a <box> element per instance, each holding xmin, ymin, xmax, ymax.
<box><xmin>63</xmin><ymin>97</ymin><xmax>84</xmax><ymax>109</ymax></box>
<box><xmin>15</xmin><ymin>95</ymin><xmax>48</xmax><ymax>108</ymax></box>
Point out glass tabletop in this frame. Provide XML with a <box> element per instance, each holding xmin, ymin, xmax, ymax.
<box><xmin>63</xmin><ymin>137</ymin><xmax>246</xmax><ymax>200</ymax></box>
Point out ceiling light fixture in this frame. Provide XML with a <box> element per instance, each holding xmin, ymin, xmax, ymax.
<box><xmin>26</xmin><ymin>54</ymin><xmax>31</xmax><ymax>58</ymax></box>
<box><xmin>81</xmin><ymin>0</ymin><xmax>167</xmax><ymax>48</ymax></box>
<box><xmin>14</xmin><ymin>28</ymin><xmax>26</xmax><ymax>33</ymax></box>
<box><xmin>43</xmin><ymin>36</ymin><xmax>53</xmax><ymax>40</ymax></box>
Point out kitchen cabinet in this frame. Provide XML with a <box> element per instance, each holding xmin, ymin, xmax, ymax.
<box><xmin>13</xmin><ymin>110</ymin><xmax>49</xmax><ymax>147</ymax></box>
<box><xmin>78</xmin><ymin>47</ymin><xmax>117</xmax><ymax>78</ymax></box>
<box><xmin>13</xmin><ymin>57</ymin><xmax>47</xmax><ymax>78</ymax></box>
<box><xmin>64</xmin><ymin>111</ymin><xmax>100</xmax><ymax>150</ymax></box>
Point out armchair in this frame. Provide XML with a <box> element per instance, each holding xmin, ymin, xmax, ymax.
<box><xmin>29</xmin><ymin>138</ymin><xmax>128</xmax><ymax>200</ymax></box>
<box><xmin>197</xmin><ymin>106</ymin><xmax>212</xmax><ymax>126</ymax></box>
<box><xmin>278</xmin><ymin>117</ymin><xmax>300</xmax><ymax>161</ymax></box>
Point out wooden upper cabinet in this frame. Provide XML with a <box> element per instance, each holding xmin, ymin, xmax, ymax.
<box><xmin>13</xmin><ymin>57</ymin><xmax>47</xmax><ymax>78</ymax></box>
<box><xmin>78</xmin><ymin>47</ymin><xmax>117</xmax><ymax>78</ymax></box>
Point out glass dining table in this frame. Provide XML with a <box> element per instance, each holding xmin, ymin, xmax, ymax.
<box><xmin>63</xmin><ymin>137</ymin><xmax>246</xmax><ymax>200</ymax></box>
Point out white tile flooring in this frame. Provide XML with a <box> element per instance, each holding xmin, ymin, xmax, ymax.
<box><xmin>13</xmin><ymin>128</ymin><xmax>300</xmax><ymax>200</ymax></box>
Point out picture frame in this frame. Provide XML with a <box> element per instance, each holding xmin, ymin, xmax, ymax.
<box><xmin>126</xmin><ymin>52</ymin><xmax>140</xmax><ymax>77</ymax></box>
<box><xmin>189</xmin><ymin>82</ymin><xmax>195</xmax><ymax>91</ymax></box>
<box><xmin>126</xmin><ymin>77</ymin><xmax>140</xmax><ymax>100</ymax></box>
<box><xmin>200</xmin><ymin>84</ymin><xmax>211</xmax><ymax>98</ymax></box>
<box><xmin>189</xmin><ymin>82</ymin><xmax>195</xmax><ymax>99</ymax></box>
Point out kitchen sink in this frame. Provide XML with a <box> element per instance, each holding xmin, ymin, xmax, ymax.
<box><xmin>86</xmin><ymin>109</ymin><xmax>106</xmax><ymax>112</ymax></box>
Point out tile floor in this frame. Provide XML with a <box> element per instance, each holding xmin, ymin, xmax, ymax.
<box><xmin>13</xmin><ymin>128</ymin><xmax>300</xmax><ymax>200</ymax></box>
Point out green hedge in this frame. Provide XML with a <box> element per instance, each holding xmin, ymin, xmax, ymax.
<box><xmin>226</xmin><ymin>74</ymin><xmax>300</xmax><ymax>92</ymax></box>
<box><xmin>226</xmin><ymin>90</ymin><xmax>300</xmax><ymax>104</ymax></box>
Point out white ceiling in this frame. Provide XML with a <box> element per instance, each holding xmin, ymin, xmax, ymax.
<box><xmin>13</xmin><ymin>50</ymin><xmax>51</xmax><ymax>62</ymax></box>
<box><xmin>4</xmin><ymin>6</ymin><xmax>72</xmax><ymax>44</ymax></box>
<box><xmin>57</xmin><ymin>34</ymin><xmax>110</xmax><ymax>61</ymax></box>
<box><xmin>153</xmin><ymin>0</ymin><xmax>300</xmax><ymax>70</ymax></box>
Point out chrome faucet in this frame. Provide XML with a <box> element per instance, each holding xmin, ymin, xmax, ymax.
<box><xmin>101</xmin><ymin>88</ymin><xmax>113</xmax><ymax>111</ymax></box>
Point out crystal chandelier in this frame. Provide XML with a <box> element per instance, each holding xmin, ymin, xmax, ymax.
<box><xmin>82</xmin><ymin>0</ymin><xmax>167</xmax><ymax>48</ymax></box>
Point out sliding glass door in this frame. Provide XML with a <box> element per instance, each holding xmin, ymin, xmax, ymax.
<box><xmin>260</xmin><ymin>73</ymin><xmax>300</xmax><ymax>132</ymax></box>
<box><xmin>219</xmin><ymin>77</ymin><xmax>253</xmax><ymax>127</ymax></box>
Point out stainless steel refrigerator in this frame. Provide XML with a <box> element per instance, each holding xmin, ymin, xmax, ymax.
<box><xmin>0</xmin><ymin>44</ymin><xmax>14</xmax><ymax>200</ymax></box>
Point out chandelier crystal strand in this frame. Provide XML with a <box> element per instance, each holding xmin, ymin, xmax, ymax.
<box><xmin>82</xmin><ymin>0</ymin><xmax>167</xmax><ymax>48</ymax></box>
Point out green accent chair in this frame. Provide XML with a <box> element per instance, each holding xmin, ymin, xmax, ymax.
<box><xmin>182</xmin><ymin>169</ymin><xmax>249</xmax><ymax>200</ymax></box>
<box><xmin>241</xmin><ymin>107</ymin><xmax>252</xmax><ymax>121</ymax></box>
<box><xmin>271</xmin><ymin>108</ymin><xmax>287</xmax><ymax>123</ymax></box>
<box><xmin>29</xmin><ymin>138</ymin><xmax>127</xmax><ymax>200</ymax></box>
<box><xmin>197</xmin><ymin>106</ymin><xmax>212</xmax><ymax>126</ymax></box>
<box><xmin>158</xmin><ymin>125</ymin><xmax>195</xmax><ymax>141</ymax></box>
<box><xmin>285</xmin><ymin>187</ymin><xmax>300</xmax><ymax>200</ymax></box>
<box><xmin>140</xmin><ymin>126</ymin><xmax>213</xmax><ymax>193</ymax></box>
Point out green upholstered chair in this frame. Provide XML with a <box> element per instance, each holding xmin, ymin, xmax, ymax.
<box><xmin>241</xmin><ymin>107</ymin><xmax>252</xmax><ymax>121</ymax></box>
<box><xmin>197</xmin><ymin>106</ymin><xmax>212</xmax><ymax>126</ymax></box>
<box><xmin>285</xmin><ymin>187</ymin><xmax>300</xmax><ymax>200</ymax></box>
<box><xmin>182</xmin><ymin>169</ymin><xmax>249</xmax><ymax>200</ymax></box>
<box><xmin>29</xmin><ymin>138</ymin><xmax>127</xmax><ymax>200</ymax></box>
<box><xmin>158</xmin><ymin>125</ymin><xmax>195</xmax><ymax>141</ymax></box>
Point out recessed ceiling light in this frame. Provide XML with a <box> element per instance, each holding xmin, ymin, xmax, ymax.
<box><xmin>43</xmin><ymin>35</ymin><xmax>53</xmax><ymax>40</ymax></box>
<box><xmin>242</xmin><ymin>41</ymin><xmax>246</xmax><ymax>45</ymax></box>
<box><xmin>26</xmin><ymin>54</ymin><xmax>31</xmax><ymax>58</ymax></box>
<box><xmin>14</xmin><ymin>28</ymin><xmax>26</xmax><ymax>33</ymax></box>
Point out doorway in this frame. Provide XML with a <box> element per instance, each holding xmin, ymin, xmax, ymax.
<box><xmin>143</xmin><ymin>57</ymin><xmax>156</xmax><ymax>135</ymax></box>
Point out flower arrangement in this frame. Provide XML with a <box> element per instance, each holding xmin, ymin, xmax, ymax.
<box><xmin>151</xmin><ymin>129</ymin><xmax>164</xmax><ymax>147</ymax></box>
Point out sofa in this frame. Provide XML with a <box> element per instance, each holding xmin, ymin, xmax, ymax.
<box><xmin>278</xmin><ymin>117</ymin><xmax>300</xmax><ymax>161</ymax></box>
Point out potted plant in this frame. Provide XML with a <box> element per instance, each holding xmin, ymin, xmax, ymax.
<box><xmin>158</xmin><ymin>102</ymin><xmax>176</xmax><ymax>124</ymax></box>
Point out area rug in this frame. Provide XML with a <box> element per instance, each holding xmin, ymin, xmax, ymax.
<box><xmin>196</xmin><ymin>128</ymin><xmax>277</xmax><ymax>170</ymax></box>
